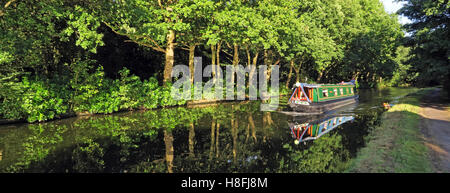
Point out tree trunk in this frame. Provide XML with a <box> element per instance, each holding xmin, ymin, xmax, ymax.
<box><xmin>263</xmin><ymin>50</ymin><xmax>277</xmax><ymax>81</ymax></box>
<box><xmin>163</xmin><ymin>29</ymin><xmax>176</xmax><ymax>85</ymax></box>
<box><xmin>211</xmin><ymin>44</ymin><xmax>216</xmax><ymax>84</ymax></box>
<box><xmin>216</xmin><ymin>42</ymin><xmax>222</xmax><ymax>83</ymax></box>
<box><xmin>245</xmin><ymin>46</ymin><xmax>251</xmax><ymax>90</ymax></box>
<box><xmin>286</xmin><ymin>59</ymin><xmax>294</xmax><ymax>88</ymax></box>
<box><xmin>268</xmin><ymin>59</ymin><xmax>280</xmax><ymax>81</ymax></box>
<box><xmin>231</xmin><ymin>43</ymin><xmax>239</xmax><ymax>85</ymax></box>
<box><xmin>232</xmin><ymin>43</ymin><xmax>239</xmax><ymax>66</ymax></box>
<box><xmin>188</xmin><ymin>45</ymin><xmax>196</xmax><ymax>84</ymax></box>
<box><xmin>295</xmin><ymin>67</ymin><xmax>300</xmax><ymax>83</ymax></box>
<box><xmin>246</xmin><ymin>45</ymin><xmax>251</xmax><ymax>67</ymax></box>
<box><xmin>248</xmin><ymin>51</ymin><xmax>258</xmax><ymax>89</ymax></box>
<box><xmin>263</xmin><ymin>50</ymin><xmax>270</xmax><ymax>81</ymax></box>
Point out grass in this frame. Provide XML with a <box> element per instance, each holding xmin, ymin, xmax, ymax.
<box><xmin>346</xmin><ymin>88</ymin><xmax>435</xmax><ymax>173</ymax></box>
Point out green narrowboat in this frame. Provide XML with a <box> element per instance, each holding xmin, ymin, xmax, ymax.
<box><xmin>288</xmin><ymin>80</ymin><xmax>358</xmax><ymax>113</ymax></box>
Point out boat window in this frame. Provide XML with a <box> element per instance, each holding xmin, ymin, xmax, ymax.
<box><xmin>350</xmin><ymin>88</ymin><xmax>353</xmax><ymax>93</ymax></box>
<box><xmin>322</xmin><ymin>89</ymin><xmax>328</xmax><ymax>97</ymax></box>
<box><xmin>333</xmin><ymin>88</ymin><xmax>337</xmax><ymax>96</ymax></box>
<box><xmin>340</xmin><ymin>88</ymin><xmax>344</xmax><ymax>95</ymax></box>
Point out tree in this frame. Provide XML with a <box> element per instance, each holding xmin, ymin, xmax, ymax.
<box><xmin>100</xmin><ymin>0</ymin><xmax>189</xmax><ymax>85</ymax></box>
<box><xmin>398</xmin><ymin>0</ymin><xmax>450</xmax><ymax>94</ymax></box>
<box><xmin>174</xmin><ymin>0</ymin><xmax>219</xmax><ymax>83</ymax></box>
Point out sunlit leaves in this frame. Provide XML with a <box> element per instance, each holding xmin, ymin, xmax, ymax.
<box><xmin>63</xmin><ymin>6</ymin><xmax>104</xmax><ymax>53</ymax></box>
<box><xmin>398</xmin><ymin>0</ymin><xmax>449</xmax><ymax>89</ymax></box>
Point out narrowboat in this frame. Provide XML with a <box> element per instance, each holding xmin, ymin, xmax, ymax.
<box><xmin>289</xmin><ymin>115</ymin><xmax>354</xmax><ymax>144</ymax></box>
<box><xmin>288</xmin><ymin>81</ymin><xmax>358</xmax><ymax>113</ymax></box>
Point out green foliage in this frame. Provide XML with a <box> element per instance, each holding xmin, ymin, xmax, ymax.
<box><xmin>116</xmin><ymin>68</ymin><xmax>142</xmax><ymax>109</ymax></box>
<box><xmin>0</xmin><ymin>74</ymin><xmax>69</xmax><ymax>122</ymax></box>
<box><xmin>0</xmin><ymin>51</ymin><xmax>13</xmax><ymax>65</ymax></box>
<box><xmin>158</xmin><ymin>83</ymin><xmax>187</xmax><ymax>107</ymax></box>
<box><xmin>70</xmin><ymin>66</ymin><xmax>183</xmax><ymax>114</ymax></box>
<box><xmin>0</xmin><ymin>0</ymin><xmax>419</xmax><ymax>123</ymax></box>
<box><xmin>62</xmin><ymin>6</ymin><xmax>104</xmax><ymax>53</ymax></box>
<box><xmin>0</xmin><ymin>73</ymin><xmax>27</xmax><ymax>120</ymax></box>
<box><xmin>139</xmin><ymin>77</ymin><xmax>160</xmax><ymax>109</ymax></box>
<box><xmin>386</xmin><ymin>46</ymin><xmax>416</xmax><ymax>87</ymax></box>
<box><xmin>398</xmin><ymin>0</ymin><xmax>449</xmax><ymax>94</ymax></box>
<box><xmin>0</xmin><ymin>0</ymin><xmax>64</xmax><ymax>74</ymax></box>
<box><xmin>21</xmin><ymin>77</ymin><xmax>69</xmax><ymax>123</ymax></box>
<box><xmin>0</xmin><ymin>65</ymin><xmax>186</xmax><ymax>121</ymax></box>
<box><xmin>347</xmin><ymin>91</ymin><xmax>434</xmax><ymax>172</ymax></box>
<box><xmin>70</xmin><ymin>64</ymin><xmax>114</xmax><ymax>114</ymax></box>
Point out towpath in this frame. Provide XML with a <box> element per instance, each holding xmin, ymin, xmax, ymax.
<box><xmin>421</xmin><ymin>88</ymin><xmax>450</xmax><ymax>172</ymax></box>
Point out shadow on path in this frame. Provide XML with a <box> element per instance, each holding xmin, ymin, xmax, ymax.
<box><xmin>420</xmin><ymin>88</ymin><xmax>450</xmax><ymax>172</ymax></box>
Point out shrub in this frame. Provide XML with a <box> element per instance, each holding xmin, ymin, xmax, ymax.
<box><xmin>117</xmin><ymin>68</ymin><xmax>142</xmax><ymax>110</ymax></box>
<box><xmin>158</xmin><ymin>82</ymin><xmax>186</xmax><ymax>107</ymax></box>
<box><xmin>1</xmin><ymin>65</ymin><xmax>186</xmax><ymax>122</ymax></box>
<box><xmin>139</xmin><ymin>77</ymin><xmax>159</xmax><ymax>109</ymax></box>
<box><xmin>0</xmin><ymin>73</ymin><xmax>27</xmax><ymax>120</ymax></box>
<box><xmin>71</xmin><ymin>62</ymin><xmax>105</xmax><ymax>113</ymax></box>
<box><xmin>21</xmin><ymin>77</ymin><xmax>69</xmax><ymax>122</ymax></box>
<box><xmin>0</xmin><ymin>75</ymin><xmax>69</xmax><ymax>123</ymax></box>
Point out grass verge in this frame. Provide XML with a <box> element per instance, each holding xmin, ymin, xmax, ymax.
<box><xmin>346</xmin><ymin>88</ymin><xmax>435</xmax><ymax>173</ymax></box>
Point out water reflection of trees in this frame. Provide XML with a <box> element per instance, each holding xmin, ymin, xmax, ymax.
<box><xmin>0</xmin><ymin>101</ymin><xmax>384</xmax><ymax>173</ymax></box>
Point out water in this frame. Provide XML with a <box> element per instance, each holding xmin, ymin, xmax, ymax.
<box><xmin>0</xmin><ymin>88</ymin><xmax>418</xmax><ymax>173</ymax></box>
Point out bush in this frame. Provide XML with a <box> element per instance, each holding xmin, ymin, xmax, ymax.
<box><xmin>139</xmin><ymin>77</ymin><xmax>160</xmax><ymax>109</ymax></box>
<box><xmin>87</xmin><ymin>78</ymin><xmax>121</xmax><ymax>114</ymax></box>
<box><xmin>21</xmin><ymin>77</ymin><xmax>69</xmax><ymax>122</ymax></box>
<box><xmin>1</xmin><ymin>66</ymin><xmax>186</xmax><ymax>122</ymax></box>
<box><xmin>158</xmin><ymin>82</ymin><xmax>186</xmax><ymax>107</ymax></box>
<box><xmin>0</xmin><ymin>73</ymin><xmax>27</xmax><ymax>120</ymax></box>
<box><xmin>0</xmin><ymin>75</ymin><xmax>69</xmax><ymax>122</ymax></box>
<box><xmin>117</xmin><ymin>68</ymin><xmax>142</xmax><ymax>110</ymax></box>
<box><xmin>70</xmin><ymin>62</ymin><xmax>105</xmax><ymax>113</ymax></box>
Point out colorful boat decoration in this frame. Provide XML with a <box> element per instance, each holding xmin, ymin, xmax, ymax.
<box><xmin>288</xmin><ymin>81</ymin><xmax>358</xmax><ymax>113</ymax></box>
<box><xmin>289</xmin><ymin>115</ymin><xmax>354</xmax><ymax>145</ymax></box>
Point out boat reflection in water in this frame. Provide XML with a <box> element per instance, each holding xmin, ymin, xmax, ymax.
<box><xmin>289</xmin><ymin>115</ymin><xmax>354</xmax><ymax>145</ymax></box>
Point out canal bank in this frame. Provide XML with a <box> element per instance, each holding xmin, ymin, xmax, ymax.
<box><xmin>347</xmin><ymin>87</ymin><xmax>450</xmax><ymax>173</ymax></box>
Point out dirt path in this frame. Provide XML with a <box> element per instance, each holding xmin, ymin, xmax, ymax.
<box><xmin>420</xmin><ymin>88</ymin><xmax>450</xmax><ymax>172</ymax></box>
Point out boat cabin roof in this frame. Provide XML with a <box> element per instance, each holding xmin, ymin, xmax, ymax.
<box><xmin>300</xmin><ymin>82</ymin><xmax>355</xmax><ymax>88</ymax></box>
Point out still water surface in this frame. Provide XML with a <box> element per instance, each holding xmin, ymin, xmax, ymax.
<box><xmin>0</xmin><ymin>88</ymin><xmax>418</xmax><ymax>173</ymax></box>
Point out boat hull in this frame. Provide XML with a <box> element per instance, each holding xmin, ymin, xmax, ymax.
<box><xmin>289</xmin><ymin>95</ymin><xmax>358</xmax><ymax>113</ymax></box>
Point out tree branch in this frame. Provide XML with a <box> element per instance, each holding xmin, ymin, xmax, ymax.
<box><xmin>103</xmin><ymin>22</ymin><xmax>166</xmax><ymax>53</ymax></box>
<box><xmin>273</xmin><ymin>59</ymin><xmax>281</xmax><ymax>66</ymax></box>
<box><xmin>0</xmin><ymin>0</ymin><xmax>17</xmax><ymax>16</ymax></box>
<box><xmin>158</xmin><ymin>0</ymin><xmax>164</xmax><ymax>9</ymax></box>
<box><xmin>4</xmin><ymin>0</ymin><xmax>16</xmax><ymax>8</ymax></box>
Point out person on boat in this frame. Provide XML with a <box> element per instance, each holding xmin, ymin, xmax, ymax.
<box><xmin>291</xmin><ymin>82</ymin><xmax>301</xmax><ymax>90</ymax></box>
<box><xmin>383</xmin><ymin>102</ymin><xmax>391</xmax><ymax>109</ymax></box>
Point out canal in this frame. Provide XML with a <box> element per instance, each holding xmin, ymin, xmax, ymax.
<box><xmin>0</xmin><ymin>88</ymin><xmax>418</xmax><ymax>173</ymax></box>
